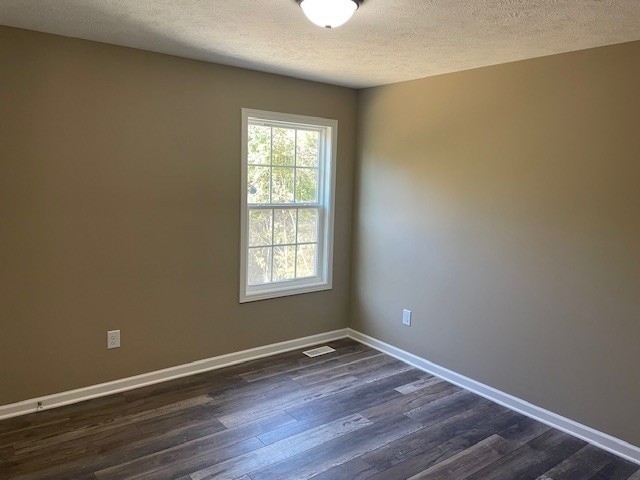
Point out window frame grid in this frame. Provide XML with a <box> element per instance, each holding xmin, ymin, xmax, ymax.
<box><xmin>240</xmin><ymin>109</ymin><xmax>337</xmax><ymax>303</ymax></box>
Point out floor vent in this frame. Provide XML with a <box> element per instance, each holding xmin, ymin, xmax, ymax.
<box><xmin>302</xmin><ymin>346</ymin><xmax>336</xmax><ymax>357</ymax></box>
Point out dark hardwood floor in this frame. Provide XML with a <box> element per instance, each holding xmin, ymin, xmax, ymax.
<box><xmin>1</xmin><ymin>338</ymin><xmax>638</xmax><ymax>479</ymax></box>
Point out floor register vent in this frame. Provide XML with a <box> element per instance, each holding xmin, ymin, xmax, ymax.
<box><xmin>302</xmin><ymin>346</ymin><xmax>336</xmax><ymax>357</ymax></box>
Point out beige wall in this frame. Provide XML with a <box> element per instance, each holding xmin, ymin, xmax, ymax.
<box><xmin>2</xmin><ymin>24</ymin><xmax>638</xmax><ymax>448</ymax></box>
<box><xmin>0</xmin><ymin>26</ymin><xmax>357</xmax><ymax>405</ymax></box>
<box><xmin>352</xmin><ymin>41</ymin><xmax>640</xmax><ymax>446</ymax></box>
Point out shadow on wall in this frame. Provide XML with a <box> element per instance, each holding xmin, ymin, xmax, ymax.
<box><xmin>0</xmin><ymin>1</ymin><xmax>329</xmax><ymax>83</ymax></box>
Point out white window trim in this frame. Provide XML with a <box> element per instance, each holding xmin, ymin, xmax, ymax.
<box><xmin>239</xmin><ymin>108</ymin><xmax>338</xmax><ymax>303</ymax></box>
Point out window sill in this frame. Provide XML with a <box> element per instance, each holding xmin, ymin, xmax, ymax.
<box><xmin>240</xmin><ymin>281</ymin><xmax>332</xmax><ymax>303</ymax></box>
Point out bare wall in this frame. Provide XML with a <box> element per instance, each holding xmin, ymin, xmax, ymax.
<box><xmin>0</xmin><ymin>26</ymin><xmax>357</xmax><ymax>405</ymax></box>
<box><xmin>351</xmin><ymin>41</ymin><xmax>640</xmax><ymax>446</ymax></box>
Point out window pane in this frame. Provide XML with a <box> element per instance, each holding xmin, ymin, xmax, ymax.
<box><xmin>273</xmin><ymin>209</ymin><xmax>296</xmax><ymax>245</ymax></box>
<box><xmin>273</xmin><ymin>246</ymin><xmax>296</xmax><ymax>281</ymax></box>
<box><xmin>248</xmin><ymin>247</ymin><xmax>272</xmax><ymax>285</ymax></box>
<box><xmin>272</xmin><ymin>167</ymin><xmax>294</xmax><ymax>203</ymax></box>
<box><xmin>296</xmin><ymin>244</ymin><xmax>317</xmax><ymax>278</ymax></box>
<box><xmin>248</xmin><ymin>125</ymin><xmax>271</xmax><ymax>165</ymax></box>
<box><xmin>296</xmin><ymin>130</ymin><xmax>319</xmax><ymax>167</ymax></box>
<box><xmin>297</xmin><ymin>208</ymin><xmax>318</xmax><ymax>243</ymax></box>
<box><xmin>249</xmin><ymin>209</ymin><xmax>273</xmax><ymax>247</ymax></box>
<box><xmin>242</xmin><ymin>111</ymin><xmax>334</xmax><ymax>301</ymax></box>
<box><xmin>295</xmin><ymin>168</ymin><xmax>318</xmax><ymax>203</ymax></box>
<box><xmin>272</xmin><ymin>128</ymin><xmax>295</xmax><ymax>166</ymax></box>
<box><xmin>247</xmin><ymin>166</ymin><xmax>270</xmax><ymax>203</ymax></box>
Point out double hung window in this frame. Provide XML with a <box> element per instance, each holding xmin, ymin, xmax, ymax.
<box><xmin>240</xmin><ymin>109</ymin><xmax>337</xmax><ymax>302</ymax></box>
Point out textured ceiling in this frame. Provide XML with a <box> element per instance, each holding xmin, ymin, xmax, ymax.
<box><xmin>1</xmin><ymin>1</ymin><xmax>639</xmax><ymax>88</ymax></box>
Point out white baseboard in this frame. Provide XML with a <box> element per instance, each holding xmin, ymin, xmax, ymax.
<box><xmin>0</xmin><ymin>328</ymin><xmax>349</xmax><ymax>421</ymax></box>
<box><xmin>2</xmin><ymin>326</ymin><xmax>638</xmax><ymax>466</ymax></box>
<box><xmin>347</xmin><ymin>328</ymin><xmax>640</xmax><ymax>465</ymax></box>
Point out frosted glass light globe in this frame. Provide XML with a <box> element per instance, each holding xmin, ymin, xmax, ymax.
<box><xmin>299</xmin><ymin>0</ymin><xmax>359</xmax><ymax>28</ymax></box>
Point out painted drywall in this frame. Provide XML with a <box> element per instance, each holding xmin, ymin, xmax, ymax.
<box><xmin>351</xmin><ymin>41</ymin><xmax>640</xmax><ymax>446</ymax></box>
<box><xmin>0</xmin><ymin>26</ymin><xmax>357</xmax><ymax>405</ymax></box>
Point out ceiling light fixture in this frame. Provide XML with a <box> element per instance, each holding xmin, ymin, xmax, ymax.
<box><xmin>297</xmin><ymin>0</ymin><xmax>363</xmax><ymax>29</ymax></box>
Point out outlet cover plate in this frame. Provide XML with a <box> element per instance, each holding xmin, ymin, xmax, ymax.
<box><xmin>402</xmin><ymin>309</ymin><xmax>412</xmax><ymax>326</ymax></box>
<box><xmin>107</xmin><ymin>330</ymin><xmax>120</xmax><ymax>349</ymax></box>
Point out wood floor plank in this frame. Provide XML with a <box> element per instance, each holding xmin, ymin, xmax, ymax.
<box><xmin>534</xmin><ymin>444</ymin><xmax>614</xmax><ymax>480</ymax></box>
<box><xmin>0</xmin><ymin>340</ymin><xmax>635</xmax><ymax>480</ymax></box>
<box><xmin>10</xmin><ymin>467</ymin><xmax>99</xmax><ymax>480</ymax></box>
<box><xmin>11</xmin><ymin>395</ymin><xmax>216</xmax><ymax>455</ymax></box>
<box><xmin>217</xmin><ymin>374</ymin><xmax>362</xmax><ymax>428</ymax></box>
<box><xmin>207</xmin><ymin>376</ymin><xmax>300</xmax><ymax>410</ymax></box>
<box><xmin>120</xmin><ymin>368</ymin><xmax>242</xmax><ymax>403</ymax></box>
<box><xmin>407</xmin><ymin>434</ymin><xmax>512</xmax><ymax>480</ymax></box>
<box><xmin>395</xmin><ymin>375</ymin><xmax>445</xmax><ymax>394</ymax></box>
<box><xmin>291</xmin><ymin>347</ymin><xmax>381</xmax><ymax>375</ymax></box>
<box><xmin>403</xmin><ymin>414</ymin><xmax>552</xmax><ymax>480</ymax></box>
<box><xmin>94</xmin><ymin>437</ymin><xmax>263</xmax><ymax>480</ymax></box>
<box><xmin>0</xmin><ymin>444</ymin><xmax>14</xmax><ymax>462</ymax></box>
<box><xmin>464</xmin><ymin>429</ymin><xmax>586</xmax><ymax>480</ymax></box>
<box><xmin>0</xmin><ymin>417</ymin><xmax>72</xmax><ymax>448</ymax></box>
<box><xmin>290</xmin><ymin>352</ymin><xmax>393</xmax><ymax>386</ymax></box>
<box><xmin>348</xmin><ymin>357</ymin><xmax>419</xmax><ymax>385</ymax></box>
<box><xmin>359</xmin><ymin>380</ymin><xmax>461</xmax><ymax>423</ymax></box>
<box><xmin>361</xmin><ymin>401</ymin><xmax>513</xmax><ymax>473</ymax></box>
<box><xmin>233</xmin><ymin>338</ymin><xmax>359</xmax><ymax>382</ymax></box>
<box><xmin>188</xmin><ymin>413</ymin><xmax>372</xmax><ymax>480</ymax></box>
<box><xmin>363</xmin><ymin>411</ymin><xmax>540</xmax><ymax>480</ymax></box>
<box><xmin>284</xmin><ymin>368</ymin><xmax>422</xmax><ymax>423</ymax></box>
<box><xmin>74</xmin><ymin>383</ymin><xmax>226</xmax><ymax>427</ymax></box>
<box><xmin>4</xmin><ymin>405</ymin><xmax>225</xmax><ymax>478</ymax></box>
<box><xmin>308</xmin><ymin>457</ymin><xmax>380</xmax><ymax>480</ymax></box>
<box><xmin>0</xmin><ymin>394</ymin><xmax>127</xmax><ymax>436</ymax></box>
<box><xmin>239</xmin><ymin>342</ymin><xmax>375</xmax><ymax>382</ymax></box>
<box><xmin>497</xmin><ymin>413</ymin><xmax>555</xmax><ymax>447</ymax></box>
<box><xmin>405</xmin><ymin>389</ymin><xmax>487</xmax><ymax>427</ymax></box>
<box><xmin>256</xmin><ymin>415</ymin><xmax>329</xmax><ymax>447</ymax></box>
<box><xmin>252</xmin><ymin>362</ymin><xmax>421</xmax><ymax>445</ymax></box>
<box><xmin>588</xmin><ymin>458</ymin><xmax>640</xmax><ymax>480</ymax></box>
<box><xmin>9</xmin><ymin>410</ymin><xmax>293</xmax><ymax>480</ymax></box>
<box><xmin>247</xmin><ymin>414</ymin><xmax>424</xmax><ymax>480</ymax></box>
<box><xmin>92</xmin><ymin>411</ymin><xmax>298</xmax><ymax>480</ymax></box>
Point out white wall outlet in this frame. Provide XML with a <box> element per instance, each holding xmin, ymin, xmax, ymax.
<box><xmin>402</xmin><ymin>309</ymin><xmax>412</xmax><ymax>326</ymax></box>
<box><xmin>107</xmin><ymin>330</ymin><xmax>120</xmax><ymax>349</ymax></box>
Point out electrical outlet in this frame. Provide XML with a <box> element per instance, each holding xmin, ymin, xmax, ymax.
<box><xmin>402</xmin><ymin>309</ymin><xmax>412</xmax><ymax>326</ymax></box>
<box><xmin>107</xmin><ymin>330</ymin><xmax>120</xmax><ymax>349</ymax></box>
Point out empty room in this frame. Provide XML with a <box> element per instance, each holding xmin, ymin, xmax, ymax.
<box><xmin>1</xmin><ymin>1</ymin><xmax>639</xmax><ymax>479</ymax></box>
